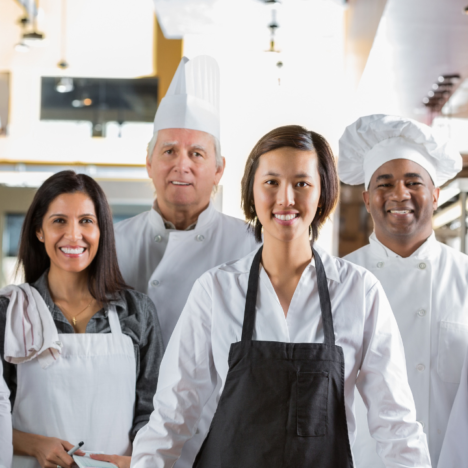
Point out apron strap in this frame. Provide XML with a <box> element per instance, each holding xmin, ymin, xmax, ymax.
<box><xmin>312</xmin><ymin>248</ymin><xmax>335</xmax><ymax>347</ymax></box>
<box><xmin>241</xmin><ymin>246</ymin><xmax>263</xmax><ymax>342</ymax></box>
<box><xmin>107</xmin><ymin>306</ymin><xmax>123</xmax><ymax>336</ymax></box>
<box><xmin>241</xmin><ymin>246</ymin><xmax>335</xmax><ymax>346</ymax></box>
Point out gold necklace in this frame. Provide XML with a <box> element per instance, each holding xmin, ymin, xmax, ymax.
<box><xmin>72</xmin><ymin>298</ymin><xmax>95</xmax><ymax>326</ymax></box>
<box><xmin>58</xmin><ymin>298</ymin><xmax>95</xmax><ymax>327</ymax></box>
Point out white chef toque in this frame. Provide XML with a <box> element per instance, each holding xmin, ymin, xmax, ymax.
<box><xmin>338</xmin><ymin>114</ymin><xmax>462</xmax><ymax>188</ymax></box>
<box><xmin>153</xmin><ymin>55</ymin><xmax>220</xmax><ymax>140</ymax></box>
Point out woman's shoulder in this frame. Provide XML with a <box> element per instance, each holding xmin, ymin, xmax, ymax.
<box><xmin>114</xmin><ymin>288</ymin><xmax>156</xmax><ymax>319</ymax></box>
<box><xmin>315</xmin><ymin>246</ymin><xmax>380</xmax><ymax>292</ymax></box>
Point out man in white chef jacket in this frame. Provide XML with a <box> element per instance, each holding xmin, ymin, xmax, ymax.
<box><xmin>338</xmin><ymin>114</ymin><xmax>467</xmax><ymax>467</ymax></box>
<box><xmin>115</xmin><ymin>56</ymin><xmax>259</xmax><ymax>468</ymax></box>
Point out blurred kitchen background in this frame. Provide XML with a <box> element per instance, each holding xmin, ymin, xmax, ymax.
<box><xmin>0</xmin><ymin>0</ymin><xmax>467</xmax><ymax>285</ymax></box>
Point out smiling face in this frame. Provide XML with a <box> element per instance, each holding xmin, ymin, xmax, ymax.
<box><xmin>253</xmin><ymin>147</ymin><xmax>321</xmax><ymax>244</ymax></box>
<box><xmin>36</xmin><ymin>192</ymin><xmax>100</xmax><ymax>275</ymax></box>
<box><xmin>147</xmin><ymin>128</ymin><xmax>225</xmax><ymax>213</ymax></box>
<box><xmin>363</xmin><ymin>158</ymin><xmax>439</xmax><ymax>244</ymax></box>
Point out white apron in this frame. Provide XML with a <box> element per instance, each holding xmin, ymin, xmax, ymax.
<box><xmin>12</xmin><ymin>307</ymin><xmax>136</xmax><ymax>468</ymax></box>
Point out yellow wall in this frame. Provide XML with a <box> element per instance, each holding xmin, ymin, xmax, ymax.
<box><xmin>154</xmin><ymin>17</ymin><xmax>183</xmax><ymax>104</ymax></box>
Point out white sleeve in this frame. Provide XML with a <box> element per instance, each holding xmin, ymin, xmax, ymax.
<box><xmin>356</xmin><ymin>282</ymin><xmax>431</xmax><ymax>468</ymax></box>
<box><xmin>0</xmin><ymin>360</ymin><xmax>12</xmax><ymax>468</ymax></box>
<box><xmin>131</xmin><ymin>279</ymin><xmax>217</xmax><ymax>468</ymax></box>
<box><xmin>437</xmin><ymin>348</ymin><xmax>468</xmax><ymax>468</ymax></box>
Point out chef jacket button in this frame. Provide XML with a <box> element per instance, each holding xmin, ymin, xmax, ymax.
<box><xmin>151</xmin><ymin>280</ymin><xmax>160</xmax><ymax>287</ymax></box>
<box><xmin>154</xmin><ymin>234</ymin><xmax>163</xmax><ymax>243</ymax></box>
<box><xmin>417</xmin><ymin>309</ymin><xmax>426</xmax><ymax>317</ymax></box>
<box><xmin>416</xmin><ymin>363</ymin><xmax>425</xmax><ymax>372</ymax></box>
<box><xmin>196</xmin><ymin>234</ymin><xmax>205</xmax><ymax>242</ymax></box>
<box><xmin>419</xmin><ymin>262</ymin><xmax>426</xmax><ymax>270</ymax></box>
<box><xmin>377</xmin><ymin>262</ymin><xmax>384</xmax><ymax>268</ymax></box>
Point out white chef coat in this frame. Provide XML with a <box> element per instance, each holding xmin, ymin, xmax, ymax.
<box><xmin>114</xmin><ymin>201</ymin><xmax>259</xmax><ymax>348</ymax></box>
<box><xmin>0</xmin><ymin>360</ymin><xmax>12</xmax><ymax>468</ymax></box>
<box><xmin>346</xmin><ymin>232</ymin><xmax>468</xmax><ymax>467</ymax></box>
<box><xmin>131</xmin><ymin>246</ymin><xmax>430</xmax><ymax>468</ymax></box>
<box><xmin>115</xmin><ymin>200</ymin><xmax>259</xmax><ymax>468</ymax></box>
<box><xmin>437</xmin><ymin>347</ymin><xmax>468</xmax><ymax>468</ymax></box>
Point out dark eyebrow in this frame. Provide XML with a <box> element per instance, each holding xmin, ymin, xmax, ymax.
<box><xmin>262</xmin><ymin>171</ymin><xmax>312</xmax><ymax>177</ymax></box>
<box><xmin>375</xmin><ymin>174</ymin><xmax>393</xmax><ymax>181</ymax></box>
<box><xmin>48</xmin><ymin>213</ymin><xmax>96</xmax><ymax>218</ymax></box>
<box><xmin>404</xmin><ymin>172</ymin><xmax>423</xmax><ymax>179</ymax></box>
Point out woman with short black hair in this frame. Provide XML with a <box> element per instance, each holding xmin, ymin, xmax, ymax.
<box><xmin>131</xmin><ymin>125</ymin><xmax>431</xmax><ymax>468</ymax></box>
<box><xmin>0</xmin><ymin>170</ymin><xmax>163</xmax><ymax>468</ymax></box>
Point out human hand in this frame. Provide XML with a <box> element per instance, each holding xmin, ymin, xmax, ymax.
<box><xmin>32</xmin><ymin>437</ymin><xmax>85</xmax><ymax>468</ymax></box>
<box><xmin>90</xmin><ymin>454</ymin><xmax>131</xmax><ymax>468</ymax></box>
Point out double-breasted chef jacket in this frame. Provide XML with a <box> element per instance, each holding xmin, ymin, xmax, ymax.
<box><xmin>115</xmin><ymin>200</ymin><xmax>259</xmax><ymax>468</ymax></box>
<box><xmin>438</xmin><ymin>348</ymin><xmax>468</xmax><ymax>467</ymax></box>
<box><xmin>130</xmin><ymin>246</ymin><xmax>431</xmax><ymax>468</ymax></box>
<box><xmin>346</xmin><ymin>232</ymin><xmax>468</xmax><ymax>467</ymax></box>
<box><xmin>114</xmin><ymin>201</ymin><xmax>259</xmax><ymax>349</ymax></box>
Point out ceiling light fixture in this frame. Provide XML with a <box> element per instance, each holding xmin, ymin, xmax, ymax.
<box><xmin>14</xmin><ymin>41</ymin><xmax>29</xmax><ymax>52</ymax></box>
<box><xmin>56</xmin><ymin>77</ymin><xmax>73</xmax><ymax>93</ymax></box>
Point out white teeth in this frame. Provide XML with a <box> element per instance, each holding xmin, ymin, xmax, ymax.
<box><xmin>390</xmin><ymin>210</ymin><xmax>411</xmax><ymax>214</ymax></box>
<box><xmin>274</xmin><ymin>214</ymin><xmax>298</xmax><ymax>221</ymax></box>
<box><xmin>60</xmin><ymin>247</ymin><xmax>85</xmax><ymax>254</ymax></box>
<box><xmin>172</xmin><ymin>181</ymin><xmax>190</xmax><ymax>186</ymax></box>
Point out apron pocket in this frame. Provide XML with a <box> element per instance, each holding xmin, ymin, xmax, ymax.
<box><xmin>296</xmin><ymin>371</ymin><xmax>329</xmax><ymax>437</ymax></box>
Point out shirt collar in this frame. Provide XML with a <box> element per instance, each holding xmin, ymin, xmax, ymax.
<box><xmin>149</xmin><ymin>200</ymin><xmax>218</xmax><ymax>233</ymax></box>
<box><xmin>227</xmin><ymin>243</ymin><xmax>341</xmax><ymax>284</ymax></box>
<box><xmin>369</xmin><ymin>231</ymin><xmax>439</xmax><ymax>260</ymax></box>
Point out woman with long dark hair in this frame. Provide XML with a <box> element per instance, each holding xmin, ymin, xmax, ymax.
<box><xmin>0</xmin><ymin>171</ymin><xmax>163</xmax><ymax>468</ymax></box>
<box><xmin>131</xmin><ymin>125</ymin><xmax>430</xmax><ymax>467</ymax></box>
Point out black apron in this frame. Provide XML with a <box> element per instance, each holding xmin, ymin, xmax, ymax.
<box><xmin>193</xmin><ymin>247</ymin><xmax>354</xmax><ymax>468</ymax></box>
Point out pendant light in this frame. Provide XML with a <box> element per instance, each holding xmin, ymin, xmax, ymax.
<box><xmin>56</xmin><ymin>0</ymin><xmax>73</xmax><ymax>93</ymax></box>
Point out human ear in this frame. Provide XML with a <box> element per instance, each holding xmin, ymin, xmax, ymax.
<box><xmin>36</xmin><ymin>228</ymin><xmax>44</xmax><ymax>242</ymax></box>
<box><xmin>432</xmin><ymin>187</ymin><xmax>440</xmax><ymax>211</ymax></box>
<box><xmin>362</xmin><ymin>190</ymin><xmax>371</xmax><ymax>214</ymax></box>
<box><xmin>146</xmin><ymin>155</ymin><xmax>153</xmax><ymax>179</ymax></box>
<box><xmin>214</xmin><ymin>156</ymin><xmax>226</xmax><ymax>184</ymax></box>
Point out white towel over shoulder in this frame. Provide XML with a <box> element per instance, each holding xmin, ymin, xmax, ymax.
<box><xmin>1</xmin><ymin>284</ymin><xmax>62</xmax><ymax>369</ymax></box>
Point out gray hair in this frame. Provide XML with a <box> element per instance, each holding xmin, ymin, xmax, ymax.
<box><xmin>147</xmin><ymin>131</ymin><xmax>222</xmax><ymax>169</ymax></box>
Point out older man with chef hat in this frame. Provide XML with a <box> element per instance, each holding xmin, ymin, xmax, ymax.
<box><xmin>338</xmin><ymin>113</ymin><xmax>468</xmax><ymax>467</ymax></box>
<box><xmin>114</xmin><ymin>55</ymin><xmax>259</xmax><ymax>468</ymax></box>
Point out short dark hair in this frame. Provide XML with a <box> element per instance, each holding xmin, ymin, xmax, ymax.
<box><xmin>18</xmin><ymin>170</ymin><xmax>129</xmax><ymax>302</ymax></box>
<box><xmin>241</xmin><ymin>125</ymin><xmax>339</xmax><ymax>242</ymax></box>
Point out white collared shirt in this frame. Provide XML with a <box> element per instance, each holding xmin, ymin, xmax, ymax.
<box><xmin>131</xmin><ymin>247</ymin><xmax>430</xmax><ymax>468</ymax></box>
<box><xmin>346</xmin><ymin>232</ymin><xmax>468</xmax><ymax>467</ymax></box>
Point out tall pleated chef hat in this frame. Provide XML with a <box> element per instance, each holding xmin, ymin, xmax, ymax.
<box><xmin>153</xmin><ymin>55</ymin><xmax>220</xmax><ymax>140</ymax></box>
<box><xmin>338</xmin><ymin>114</ymin><xmax>462</xmax><ymax>188</ymax></box>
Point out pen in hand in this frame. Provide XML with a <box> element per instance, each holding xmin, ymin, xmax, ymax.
<box><xmin>68</xmin><ymin>441</ymin><xmax>85</xmax><ymax>456</ymax></box>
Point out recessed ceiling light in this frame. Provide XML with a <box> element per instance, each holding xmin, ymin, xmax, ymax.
<box><xmin>14</xmin><ymin>41</ymin><xmax>29</xmax><ymax>53</ymax></box>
